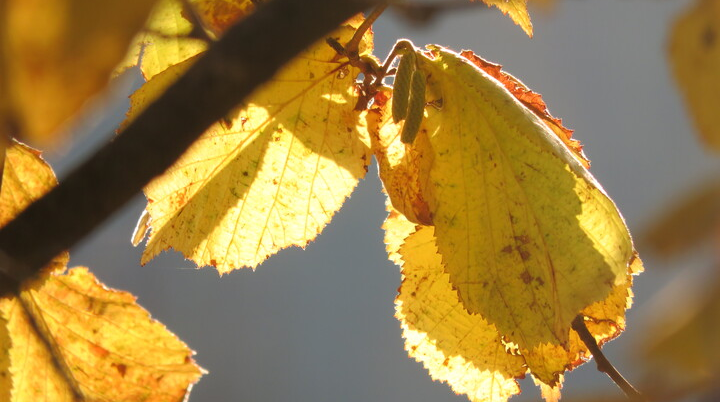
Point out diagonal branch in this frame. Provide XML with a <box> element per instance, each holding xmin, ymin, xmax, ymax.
<box><xmin>0</xmin><ymin>0</ymin><xmax>378</xmax><ymax>296</ymax></box>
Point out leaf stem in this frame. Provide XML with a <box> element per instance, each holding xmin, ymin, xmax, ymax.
<box><xmin>572</xmin><ymin>315</ymin><xmax>646</xmax><ymax>401</ymax></box>
<box><xmin>345</xmin><ymin>3</ymin><xmax>387</xmax><ymax>55</ymax></box>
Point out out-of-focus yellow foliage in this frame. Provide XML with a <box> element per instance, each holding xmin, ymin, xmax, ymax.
<box><xmin>0</xmin><ymin>140</ymin><xmax>203</xmax><ymax>402</ymax></box>
<box><xmin>116</xmin><ymin>0</ymin><xmax>256</xmax><ymax>80</ymax></box>
<box><xmin>471</xmin><ymin>0</ymin><xmax>533</xmax><ymax>37</ymax></box>
<box><xmin>383</xmin><ymin>205</ymin><xmax>642</xmax><ymax>397</ymax></box>
<box><xmin>641</xmin><ymin>179</ymin><xmax>720</xmax><ymax>258</ymax></box>
<box><xmin>669</xmin><ymin>0</ymin><xmax>720</xmax><ymax>151</ymax></box>
<box><xmin>0</xmin><ymin>0</ymin><xmax>157</xmax><ymax>145</ymax></box>
<box><xmin>373</xmin><ymin>45</ymin><xmax>641</xmax><ymax>388</ymax></box>
<box><xmin>644</xmin><ymin>274</ymin><xmax>720</xmax><ymax>380</ymax></box>
<box><xmin>128</xmin><ymin>16</ymin><xmax>373</xmax><ymax>273</ymax></box>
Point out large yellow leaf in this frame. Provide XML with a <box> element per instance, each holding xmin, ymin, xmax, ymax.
<box><xmin>116</xmin><ymin>0</ymin><xmax>256</xmax><ymax>80</ymax></box>
<box><xmin>130</xmin><ymin>17</ymin><xmax>373</xmax><ymax>272</ymax></box>
<box><xmin>373</xmin><ymin>45</ymin><xmax>637</xmax><ymax>352</ymax></box>
<box><xmin>0</xmin><ymin>140</ymin><xmax>203</xmax><ymax>401</ymax></box>
<box><xmin>0</xmin><ymin>0</ymin><xmax>157</xmax><ymax>145</ymax></box>
<box><xmin>668</xmin><ymin>0</ymin><xmax>720</xmax><ymax>151</ymax></box>
<box><xmin>471</xmin><ymin>0</ymin><xmax>532</xmax><ymax>37</ymax></box>
<box><xmin>383</xmin><ymin>206</ymin><xmax>642</xmax><ymax>396</ymax></box>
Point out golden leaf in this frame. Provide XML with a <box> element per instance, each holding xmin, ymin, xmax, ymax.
<box><xmin>0</xmin><ymin>0</ymin><xmax>157</xmax><ymax>145</ymax></box>
<box><xmin>668</xmin><ymin>0</ymin><xmax>720</xmax><ymax>151</ymax></box>
<box><xmin>413</xmin><ymin>45</ymin><xmax>633</xmax><ymax>347</ymax></box>
<box><xmin>0</xmin><ymin>140</ymin><xmax>203</xmax><ymax>401</ymax></box>
<box><xmin>129</xmin><ymin>18</ymin><xmax>373</xmax><ymax>272</ymax></box>
<box><xmin>372</xmin><ymin>46</ymin><xmax>640</xmax><ymax>384</ymax></box>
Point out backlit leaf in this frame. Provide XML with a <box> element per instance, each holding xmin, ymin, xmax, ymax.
<box><xmin>0</xmin><ymin>140</ymin><xmax>203</xmax><ymax>401</ymax></box>
<box><xmin>372</xmin><ymin>45</ymin><xmax>639</xmax><ymax>382</ymax></box>
<box><xmin>668</xmin><ymin>0</ymin><xmax>720</xmax><ymax>151</ymax></box>
<box><xmin>129</xmin><ymin>17</ymin><xmax>373</xmax><ymax>272</ymax></box>
<box><xmin>0</xmin><ymin>0</ymin><xmax>157</xmax><ymax>145</ymax></box>
<box><xmin>471</xmin><ymin>0</ymin><xmax>532</xmax><ymax>37</ymax></box>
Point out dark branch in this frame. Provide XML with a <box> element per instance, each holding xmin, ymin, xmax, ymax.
<box><xmin>572</xmin><ymin>315</ymin><xmax>646</xmax><ymax>401</ymax></box>
<box><xmin>0</xmin><ymin>0</ymin><xmax>377</xmax><ymax>295</ymax></box>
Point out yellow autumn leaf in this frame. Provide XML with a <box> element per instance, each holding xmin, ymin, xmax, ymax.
<box><xmin>384</xmin><ymin>205</ymin><xmax>642</xmax><ymax>396</ymax></box>
<box><xmin>372</xmin><ymin>44</ymin><xmax>638</xmax><ymax>357</ymax></box>
<box><xmin>0</xmin><ymin>0</ymin><xmax>157</xmax><ymax>145</ymax></box>
<box><xmin>668</xmin><ymin>0</ymin><xmax>720</xmax><ymax>151</ymax></box>
<box><xmin>128</xmin><ymin>17</ymin><xmax>373</xmax><ymax>272</ymax></box>
<box><xmin>471</xmin><ymin>0</ymin><xmax>532</xmax><ymax>37</ymax></box>
<box><xmin>0</xmin><ymin>140</ymin><xmax>203</xmax><ymax>401</ymax></box>
<box><xmin>116</xmin><ymin>0</ymin><xmax>256</xmax><ymax>80</ymax></box>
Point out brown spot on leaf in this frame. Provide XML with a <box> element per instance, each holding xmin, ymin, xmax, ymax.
<box><xmin>112</xmin><ymin>363</ymin><xmax>128</xmax><ymax>377</ymax></box>
<box><xmin>520</xmin><ymin>271</ymin><xmax>532</xmax><ymax>284</ymax></box>
<box><xmin>519</xmin><ymin>249</ymin><xmax>531</xmax><ymax>261</ymax></box>
<box><xmin>501</xmin><ymin>245</ymin><xmax>513</xmax><ymax>253</ymax></box>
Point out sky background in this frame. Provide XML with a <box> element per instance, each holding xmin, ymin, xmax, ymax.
<box><xmin>47</xmin><ymin>0</ymin><xmax>720</xmax><ymax>400</ymax></box>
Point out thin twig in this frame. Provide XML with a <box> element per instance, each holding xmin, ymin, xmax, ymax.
<box><xmin>345</xmin><ymin>3</ymin><xmax>388</xmax><ymax>55</ymax></box>
<box><xmin>0</xmin><ymin>0</ymin><xmax>376</xmax><ymax>296</ymax></box>
<box><xmin>572</xmin><ymin>315</ymin><xmax>646</xmax><ymax>401</ymax></box>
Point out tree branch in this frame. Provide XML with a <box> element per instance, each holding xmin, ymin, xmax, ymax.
<box><xmin>0</xmin><ymin>0</ymin><xmax>378</xmax><ymax>295</ymax></box>
<box><xmin>572</xmin><ymin>315</ymin><xmax>646</xmax><ymax>401</ymax></box>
